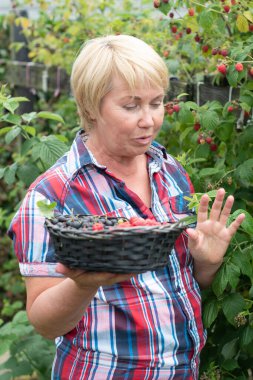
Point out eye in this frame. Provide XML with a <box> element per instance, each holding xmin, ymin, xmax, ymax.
<box><xmin>123</xmin><ymin>104</ymin><xmax>138</xmax><ymax>110</ymax></box>
<box><xmin>151</xmin><ymin>101</ymin><xmax>163</xmax><ymax>108</ymax></box>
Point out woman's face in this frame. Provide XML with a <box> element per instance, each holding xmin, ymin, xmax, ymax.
<box><xmin>89</xmin><ymin>76</ymin><xmax>165</xmax><ymax>160</ymax></box>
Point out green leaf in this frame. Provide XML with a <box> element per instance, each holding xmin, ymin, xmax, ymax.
<box><xmin>227</xmin><ymin>68</ymin><xmax>239</xmax><ymax>87</ymax></box>
<box><xmin>32</xmin><ymin>135</ymin><xmax>68</xmax><ymax>168</ymax></box>
<box><xmin>1</xmin><ymin>113</ymin><xmax>21</xmax><ymax>125</ymax></box>
<box><xmin>21</xmin><ymin>112</ymin><xmax>37</xmax><ymax>123</ymax></box>
<box><xmin>231</xmin><ymin>248</ymin><xmax>253</xmax><ymax>278</ymax></box>
<box><xmin>37</xmin><ymin>200</ymin><xmax>57</xmax><ymax>218</ymax></box>
<box><xmin>221</xmin><ymin>338</ymin><xmax>239</xmax><ymax>360</ymax></box>
<box><xmin>0</xmin><ymin>167</ymin><xmax>6</xmax><ymax>179</ymax></box>
<box><xmin>222</xmin><ymin>293</ymin><xmax>246</xmax><ymax>326</ymax></box>
<box><xmin>212</xmin><ymin>264</ymin><xmax>229</xmax><ymax>297</ymax></box>
<box><xmin>184</xmin><ymin>101</ymin><xmax>199</xmax><ymax>111</ymax></box>
<box><xmin>235</xmin><ymin>159</ymin><xmax>253</xmax><ymax>187</ymax></box>
<box><xmin>226</xmin><ymin>262</ymin><xmax>240</xmax><ymax>289</ymax></box>
<box><xmin>17</xmin><ymin>163</ymin><xmax>41</xmax><ymax>186</ymax></box>
<box><xmin>0</xmin><ymin>127</ymin><xmax>12</xmax><ymax>136</ymax></box>
<box><xmin>201</xmin><ymin>110</ymin><xmax>219</xmax><ymax>130</ymax></box>
<box><xmin>236</xmin><ymin>14</ymin><xmax>249</xmax><ymax>33</ymax></box>
<box><xmin>215</xmin><ymin>122</ymin><xmax>234</xmax><ymax>141</ymax></box>
<box><xmin>203</xmin><ymin>299</ymin><xmax>220</xmax><ymax>328</ymax></box>
<box><xmin>199</xmin><ymin>10</ymin><xmax>213</xmax><ymax>29</ymax></box>
<box><xmin>222</xmin><ymin>358</ymin><xmax>239</xmax><ymax>371</ymax></box>
<box><xmin>4</xmin><ymin>164</ymin><xmax>17</xmax><ymax>185</ymax></box>
<box><xmin>179</xmin><ymin>126</ymin><xmax>193</xmax><ymax>143</ymax></box>
<box><xmin>22</xmin><ymin>125</ymin><xmax>36</xmax><ymax>137</ymax></box>
<box><xmin>178</xmin><ymin>107</ymin><xmax>194</xmax><ymax>126</ymax></box>
<box><xmin>199</xmin><ymin>167</ymin><xmax>222</xmax><ymax>178</ymax></box>
<box><xmin>3</xmin><ymin>100</ymin><xmax>19</xmax><ymax>114</ymax></box>
<box><xmin>240</xmin><ymin>325</ymin><xmax>253</xmax><ymax>347</ymax></box>
<box><xmin>5</xmin><ymin>126</ymin><xmax>21</xmax><ymax>144</ymax></box>
<box><xmin>37</xmin><ymin>111</ymin><xmax>65</xmax><ymax>124</ymax></box>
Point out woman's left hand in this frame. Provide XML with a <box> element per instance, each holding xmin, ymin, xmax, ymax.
<box><xmin>186</xmin><ymin>188</ymin><xmax>245</xmax><ymax>266</ymax></box>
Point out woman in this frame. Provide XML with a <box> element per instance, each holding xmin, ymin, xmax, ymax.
<box><xmin>8</xmin><ymin>35</ymin><xmax>244</xmax><ymax>379</ymax></box>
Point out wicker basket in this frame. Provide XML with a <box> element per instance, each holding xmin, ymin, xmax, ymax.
<box><xmin>45</xmin><ymin>215</ymin><xmax>187</xmax><ymax>273</ymax></box>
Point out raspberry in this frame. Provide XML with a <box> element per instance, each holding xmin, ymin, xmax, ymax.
<box><xmin>162</xmin><ymin>0</ymin><xmax>169</xmax><ymax>2</ymax></box>
<box><xmin>223</xmin><ymin>5</ymin><xmax>230</xmax><ymax>12</ymax></box>
<box><xmin>217</xmin><ymin>63</ymin><xmax>227</xmax><ymax>75</ymax></box>
<box><xmin>188</xmin><ymin>8</ymin><xmax>195</xmax><ymax>16</ymax></box>
<box><xmin>193</xmin><ymin>122</ymin><xmax>201</xmax><ymax>131</ymax></box>
<box><xmin>169</xmin><ymin>12</ymin><xmax>174</xmax><ymax>18</ymax></box>
<box><xmin>92</xmin><ymin>222</ymin><xmax>104</xmax><ymax>231</ymax></box>
<box><xmin>171</xmin><ymin>25</ymin><xmax>177</xmax><ymax>33</ymax></box>
<box><xmin>249</xmin><ymin>67</ymin><xmax>253</xmax><ymax>76</ymax></box>
<box><xmin>172</xmin><ymin>104</ymin><xmax>180</xmax><ymax>112</ymax></box>
<box><xmin>205</xmin><ymin>136</ymin><xmax>213</xmax><ymax>144</ymax></box>
<box><xmin>210</xmin><ymin>143</ymin><xmax>218</xmax><ymax>151</ymax></box>
<box><xmin>166</xmin><ymin>108</ymin><xmax>174</xmax><ymax>115</ymax></box>
<box><xmin>227</xmin><ymin>105</ymin><xmax>234</xmax><ymax>112</ymax></box>
<box><xmin>220</xmin><ymin>49</ymin><xmax>229</xmax><ymax>57</ymax></box>
<box><xmin>235</xmin><ymin>62</ymin><xmax>244</xmax><ymax>72</ymax></box>
<box><xmin>197</xmin><ymin>136</ymin><xmax>205</xmax><ymax>144</ymax></box>
<box><xmin>186</xmin><ymin>27</ymin><xmax>192</xmax><ymax>34</ymax></box>
<box><xmin>153</xmin><ymin>0</ymin><xmax>160</xmax><ymax>8</ymax></box>
<box><xmin>194</xmin><ymin>34</ymin><xmax>201</xmax><ymax>42</ymax></box>
<box><xmin>163</xmin><ymin>50</ymin><xmax>169</xmax><ymax>58</ymax></box>
<box><xmin>202</xmin><ymin>45</ymin><xmax>209</xmax><ymax>53</ymax></box>
<box><xmin>249</xmin><ymin>24</ymin><xmax>253</xmax><ymax>32</ymax></box>
<box><xmin>212</xmin><ymin>48</ymin><xmax>218</xmax><ymax>55</ymax></box>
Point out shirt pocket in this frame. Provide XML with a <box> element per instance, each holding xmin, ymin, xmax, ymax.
<box><xmin>161</xmin><ymin>193</ymin><xmax>195</xmax><ymax>223</ymax></box>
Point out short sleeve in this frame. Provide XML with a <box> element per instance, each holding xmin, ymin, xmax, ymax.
<box><xmin>7</xmin><ymin>190</ymin><xmax>62</xmax><ymax>277</ymax></box>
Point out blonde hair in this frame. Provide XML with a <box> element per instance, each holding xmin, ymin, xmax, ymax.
<box><xmin>70</xmin><ymin>34</ymin><xmax>169</xmax><ymax>131</ymax></box>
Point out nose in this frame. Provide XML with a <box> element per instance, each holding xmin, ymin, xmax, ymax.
<box><xmin>138</xmin><ymin>108</ymin><xmax>155</xmax><ymax>128</ymax></box>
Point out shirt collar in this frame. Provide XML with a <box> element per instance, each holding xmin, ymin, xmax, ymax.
<box><xmin>67</xmin><ymin>130</ymin><xmax>168</xmax><ymax>178</ymax></box>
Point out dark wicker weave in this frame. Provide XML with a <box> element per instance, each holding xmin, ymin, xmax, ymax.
<box><xmin>45</xmin><ymin>216</ymin><xmax>187</xmax><ymax>273</ymax></box>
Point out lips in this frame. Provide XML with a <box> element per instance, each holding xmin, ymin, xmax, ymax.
<box><xmin>135</xmin><ymin>136</ymin><xmax>152</xmax><ymax>144</ymax></box>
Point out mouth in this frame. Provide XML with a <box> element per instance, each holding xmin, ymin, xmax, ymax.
<box><xmin>135</xmin><ymin>136</ymin><xmax>152</xmax><ymax>144</ymax></box>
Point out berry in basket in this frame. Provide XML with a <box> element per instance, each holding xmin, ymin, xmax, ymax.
<box><xmin>45</xmin><ymin>214</ymin><xmax>188</xmax><ymax>273</ymax></box>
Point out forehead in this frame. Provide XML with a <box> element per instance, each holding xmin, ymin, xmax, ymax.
<box><xmin>109</xmin><ymin>76</ymin><xmax>164</xmax><ymax>99</ymax></box>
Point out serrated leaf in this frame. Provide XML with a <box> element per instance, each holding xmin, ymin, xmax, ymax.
<box><xmin>222</xmin><ymin>293</ymin><xmax>246</xmax><ymax>326</ymax></box>
<box><xmin>0</xmin><ymin>127</ymin><xmax>12</xmax><ymax>136</ymax></box>
<box><xmin>184</xmin><ymin>101</ymin><xmax>199</xmax><ymax>111</ymax></box>
<box><xmin>199</xmin><ymin>10</ymin><xmax>213</xmax><ymax>29</ymax></box>
<box><xmin>178</xmin><ymin>107</ymin><xmax>194</xmax><ymax>126</ymax></box>
<box><xmin>221</xmin><ymin>338</ymin><xmax>239</xmax><ymax>360</ymax></box>
<box><xmin>203</xmin><ymin>299</ymin><xmax>220</xmax><ymax>328</ymax></box>
<box><xmin>235</xmin><ymin>159</ymin><xmax>253</xmax><ymax>187</ymax></box>
<box><xmin>240</xmin><ymin>326</ymin><xmax>253</xmax><ymax>347</ymax></box>
<box><xmin>243</xmin><ymin>11</ymin><xmax>253</xmax><ymax>23</ymax></box>
<box><xmin>0</xmin><ymin>167</ymin><xmax>6</xmax><ymax>179</ymax></box>
<box><xmin>231</xmin><ymin>249</ymin><xmax>253</xmax><ymax>278</ymax></box>
<box><xmin>17</xmin><ymin>163</ymin><xmax>41</xmax><ymax>186</ymax></box>
<box><xmin>3</xmin><ymin>100</ymin><xmax>19</xmax><ymax>114</ymax></box>
<box><xmin>236</xmin><ymin>14</ymin><xmax>249</xmax><ymax>33</ymax></box>
<box><xmin>37</xmin><ymin>111</ymin><xmax>64</xmax><ymax>124</ymax></box>
<box><xmin>212</xmin><ymin>264</ymin><xmax>228</xmax><ymax>297</ymax></box>
<box><xmin>226</xmin><ymin>262</ymin><xmax>240</xmax><ymax>289</ymax></box>
<box><xmin>37</xmin><ymin>200</ymin><xmax>57</xmax><ymax>218</ymax></box>
<box><xmin>201</xmin><ymin>110</ymin><xmax>219</xmax><ymax>130</ymax></box>
<box><xmin>22</xmin><ymin>125</ymin><xmax>36</xmax><ymax>137</ymax></box>
<box><xmin>179</xmin><ymin>126</ymin><xmax>193</xmax><ymax>143</ymax></box>
<box><xmin>229</xmin><ymin>209</ymin><xmax>253</xmax><ymax>235</ymax></box>
<box><xmin>32</xmin><ymin>136</ymin><xmax>68</xmax><ymax>168</ymax></box>
<box><xmin>21</xmin><ymin>112</ymin><xmax>37</xmax><ymax>123</ymax></box>
<box><xmin>222</xmin><ymin>358</ymin><xmax>239</xmax><ymax>371</ymax></box>
<box><xmin>5</xmin><ymin>126</ymin><xmax>21</xmax><ymax>144</ymax></box>
<box><xmin>1</xmin><ymin>113</ymin><xmax>21</xmax><ymax>125</ymax></box>
<box><xmin>199</xmin><ymin>167</ymin><xmax>222</xmax><ymax>177</ymax></box>
<box><xmin>3</xmin><ymin>164</ymin><xmax>17</xmax><ymax>185</ymax></box>
<box><xmin>227</xmin><ymin>69</ymin><xmax>239</xmax><ymax>87</ymax></box>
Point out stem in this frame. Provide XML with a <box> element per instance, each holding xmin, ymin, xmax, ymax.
<box><xmin>190</xmin><ymin>1</ymin><xmax>224</xmax><ymax>14</ymax></box>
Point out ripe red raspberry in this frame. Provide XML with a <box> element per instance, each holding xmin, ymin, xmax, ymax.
<box><xmin>202</xmin><ymin>45</ymin><xmax>209</xmax><ymax>53</ymax></box>
<box><xmin>153</xmin><ymin>0</ymin><xmax>160</xmax><ymax>8</ymax></box>
<box><xmin>92</xmin><ymin>222</ymin><xmax>104</xmax><ymax>231</ymax></box>
<box><xmin>171</xmin><ymin>25</ymin><xmax>178</xmax><ymax>33</ymax></box>
<box><xmin>188</xmin><ymin>8</ymin><xmax>195</xmax><ymax>16</ymax></box>
<box><xmin>223</xmin><ymin>5</ymin><xmax>230</xmax><ymax>12</ymax></box>
<box><xmin>172</xmin><ymin>104</ymin><xmax>180</xmax><ymax>112</ymax></box>
<box><xmin>227</xmin><ymin>105</ymin><xmax>234</xmax><ymax>112</ymax></box>
<box><xmin>220</xmin><ymin>49</ymin><xmax>229</xmax><ymax>57</ymax></box>
<box><xmin>231</xmin><ymin>0</ymin><xmax>236</xmax><ymax>5</ymax></box>
<box><xmin>197</xmin><ymin>135</ymin><xmax>205</xmax><ymax>144</ymax></box>
<box><xmin>217</xmin><ymin>63</ymin><xmax>227</xmax><ymax>75</ymax></box>
<box><xmin>249</xmin><ymin>24</ymin><xmax>253</xmax><ymax>32</ymax></box>
<box><xmin>163</xmin><ymin>50</ymin><xmax>169</xmax><ymax>58</ymax></box>
<box><xmin>166</xmin><ymin>107</ymin><xmax>174</xmax><ymax>115</ymax></box>
<box><xmin>162</xmin><ymin>0</ymin><xmax>169</xmax><ymax>2</ymax></box>
<box><xmin>235</xmin><ymin>62</ymin><xmax>244</xmax><ymax>72</ymax></box>
<box><xmin>210</xmin><ymin>143</ymin><xmax>218</xmax><ymax>151</ymax></box>
<box><xmin>212</xmin><ymin>48</ymin><xmax>218</xmax><ymax>55</ymax></box>
<box><xmin>169</xmin><ymin>12</ymin><xmax>174</xmax><ymax>18</ymax></box>
<box><xmin>194</xmin><ymin>34</ymin><xmax>201</xmax><ymax>42</ymax></box>
<box><xmin>205</xmin><ymin>137</ymin><xmax>213</xmax><ymax>144</ymax></box>
<box><xmin>193</xmin><ymin>122</ymin><xmax>201</xmax><ymax>131</ymax></box>
<box><xmin>186</xmin><ymin>27</ymin><xmax>192</xmax><ymax>34</ymax></box>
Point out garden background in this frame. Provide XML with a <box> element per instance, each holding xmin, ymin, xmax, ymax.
<box><xmin>0</xmin><ymin>0</ymin><xmax>253</xmax><ymax>379</ymax></box>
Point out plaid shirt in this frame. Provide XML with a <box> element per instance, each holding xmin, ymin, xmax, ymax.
<box><xmin>8</xmin><ymin>131</ymin><xmax>206</xmax><ymax>379</ymax></box>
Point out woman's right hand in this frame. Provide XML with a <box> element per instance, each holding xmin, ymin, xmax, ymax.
<box><xmin>56</xmin><ymin>262</ymin><xmax>136</xmax><ymax>289</ymax></box>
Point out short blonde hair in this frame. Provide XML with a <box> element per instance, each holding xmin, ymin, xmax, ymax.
<box><xmin>70</xmin><ymin>34</ymin><xmax>169</xmax><ymax>131</ymax></box>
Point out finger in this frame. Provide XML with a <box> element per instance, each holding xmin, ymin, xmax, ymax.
<box><xmin>228</xmin><ymin>213</ymin><xmax>245</xmax><ymax>236</ymax></box>
<box><xmin>197</xmin><ymin>194</ymin><xmax>210</xmax><ymax>223</ymax></box>
<box><xmin>186</xmin><ymin>228</ymin><xmax>200</xmax><ymax>249</ymax></box>
<box><xmin>219</xmin><ymin>195</ymin><xmax>234</xmax><ymax>225</ymax></box>
<box><xmin>209</xmin><ymin>188</ymin><xmax>226</xmax><ymax>221</ymax></box>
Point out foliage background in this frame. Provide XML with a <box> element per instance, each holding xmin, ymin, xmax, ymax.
<box><xmin>0</xmin><ymin>0</ymin><xmax>253</xmax><ymax>379</ymax></box>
